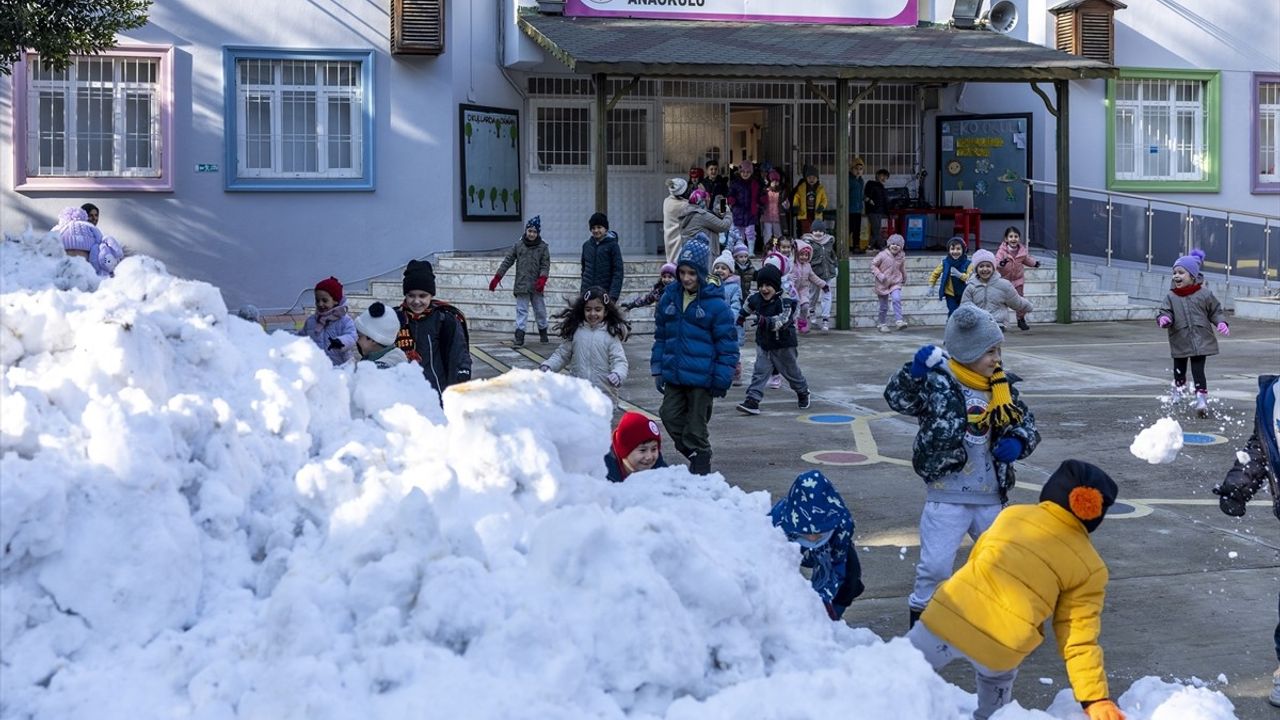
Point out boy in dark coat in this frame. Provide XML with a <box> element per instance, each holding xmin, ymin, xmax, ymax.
<box><xmin>395</xmin><ymin>260</ymin><xmax>472</xmax><ymax>400</ymax></box>
<box><xmin>735</xmin><ymin>264</ymin><xmax>810</xmax><ymax>415</ymax></box>
<box><xmin>770</xmin><ymin>470</ymin><xmax>864</xmax><ymax>621</ymax></box>
<box><xmin>864</xmin><ymin>168</ymin><xmax>890</xmax><ymax>250</ymax></box>
<box><xmin>650</xmin><ymin>237</ymin><xmax>739</xmax><ymax>475</ymax></box>
<box><xmin>581</xmin><ymin>212</ymin><xmax>625</xmax><ymax>301</ymax></box>
<box><xmin>491</xmin><ymin>215</ymin><xmax>552</xmax><ymax>346</ymax></box>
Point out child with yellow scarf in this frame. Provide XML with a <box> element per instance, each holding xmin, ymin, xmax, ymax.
<box><xmin>883</xmin><ymin>304</ymin><xmax>1040</xmax><ymax>630</ymax></box>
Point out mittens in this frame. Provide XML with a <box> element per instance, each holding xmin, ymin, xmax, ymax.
<box><xmin>992</xmin><ymin>437</ymin><xmax>1024</xmax><ymax>464</ymax></box>
<box><xmin>1157</xmin><ymin>316</ymin><xmax>1172</xmax><ymax>328</ymax></box>
<box><xmin>949</xmin><ymin>267</ymin><xmax>965</xmax><ymax>279</ymax></box>
<box><xmin>1216</xmin><ymin>322</ymin><xmax>1229</xmax><ymax>336</ymax></box>
<box><xmin>488</xmin><ymin>274</ymin><xmax>502</xmax><ymax>292</ymax></box>
<box><xmin>328</xmin><ymin>338</ymin><xmax>343</xmax><ymax>350</ymax></box>
<box><xmin>1083</xmin><ymin>699</ymin><xmax>1126</xmax><ymax>720</ymax></box>
<box><xmin>910</xmin><ymin>345</ymin><xmax>946</xmax><ymax>380</ymax></box>
<box><xmin>534</xmin><ymin>276</ymin><xmax>548</xmax><ymax>293</ymax></box>
<box><xmin>606</xmin><ymin>372</ymin><xmax>621</xmax><ymax>387</ymax></box>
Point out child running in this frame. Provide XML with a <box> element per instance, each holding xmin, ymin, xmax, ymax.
<box><xmin>994</xmin><ymin>226</ymin><xmax>1040</xmax><ymax>331</ymax></box>
<box><xmin>713</xmin><ymin>250</ymin><xmax>745</xmax><ymax>385</ymax></box>
<box><xmin>736</xmin><ymin>264</ymin><xmax>810</xmax><ymax>415</ymax></box>
<box><xmin>962</xmin><ymin>249</ymin><xmax>1032</xmax><ymax>330</ymax></box>
<box><xmin>929</xmin><ymin>236</ymin><xmax>972</xmax><ymax>317</ymax></box>
<box><xmin>302</xmin><ymin>276</ymin><xmax>356</xmax><ymax>366</ymax></box>
<box><xmin>623</xmin><ymin>263</ymin><xmax>678</xmax><ymax>312</ymax></box>
<box><xmin>807</xmin><ymin>220</ymin><xmax>837</xmax><ymax>334</ymax></box>
<box><xmin>790</xmin><ymin>238</ymin><xmax>828</xmax><ymax>335</ymax></box>
<box><xmin>770</xmin><ymin>470</ymin><xmax>865</xmax><ymax>621</ymax></box>
<box><xmin>884</xmin><ymin>304</ymin><xmax>1040</xmax><ymax>629</ymax></box>
<box><xmin>762</xmin><ymin>237</ymin><xmax>798</xmax><ymax>389</ymax></box>
<box><xmin>490</xmin><ymin>215</ymin><xmax>551</xmax><ymax>346</ymax></box>
<box><xmin>732</xmin><ymin>243</ymin><xmax>756</xmax><ymax>305</ymax></box>
<box><xmin>541</xmin><ymin>286</ymin><xmax>629</xmax><ymax>403</ymax></box>
<box><xmin>871</xmin><ymin>233</ymin><xmax>908</xmax><ymax>332</ymax></box>
<box><xmin>1156</xmin><ymin>248</ymin><xmax>1228</xmax><ymax>418</ymax></box>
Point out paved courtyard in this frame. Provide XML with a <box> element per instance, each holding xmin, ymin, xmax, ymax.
<box><xmin>467</xmin><ymin>317</ymin><xmax>1280</xmax><ymax>717</ymax></box>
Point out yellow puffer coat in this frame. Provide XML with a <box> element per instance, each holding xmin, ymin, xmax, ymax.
<box><xmin>921</xmin><ymin>501</ymin><xmax>1110</xmax><ymax>702</ymax></box>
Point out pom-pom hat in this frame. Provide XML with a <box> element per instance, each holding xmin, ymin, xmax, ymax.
<box><xmin>1174</xmin><ymin>248</ymin><xmax>1205</xmax><ymax>278</ymax></box>
<box><xmin>60</xmin><ymin>220</ymin><xmax>102</xmax><ymax>253</ymax></box>
<box><xmin>666</xmin><ymin>178</ymin><xmax>688</xmax><ymax>197</ymax></box>
<box><xmin>314</xmin><ymin>276</ymin><xmax>344</xmax><ymax>304</ymax></box>
<box><xmin>971</xmin><ymin>249</ymin><xmax>997</xmax><ymax>268</ymax></box>
<box><xmin>943</xmin><ymin>304</ymin><xmax>1004</xmax><ymax>364</ymax></box>
<box><xmin>612</xmin><ymin>411</ymin><xmax>662</xmax><ymax>462</ymax></box>
<box><xmin>355</xmin><ymin>302</ymin><xmax>401</xmax><ymax>347</ymax></box>
<box><xmin>1039</xmin><ymin>459</ymin><xmax>1119</xmax><ymax>533</ymax></box>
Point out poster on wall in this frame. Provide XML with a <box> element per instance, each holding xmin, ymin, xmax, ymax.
<box><xmin>460</xmin><ymin>104</ymin><xmax>521</xmax><ymax>222</ymax></box>
<box><xmin>936</xmin><ymin>113</ymin><xmax>1032</xmax><ymax>219</ymax></box>
<box><xmin>564</xmin><ymin>0</ymin><xmax>916</xmax><ymax>25</ymax></box>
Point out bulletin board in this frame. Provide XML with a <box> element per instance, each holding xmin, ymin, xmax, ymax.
<box><xmin>460</xmin><ymin>104</ymin><xmax>521</xmax><ymax>221</ymax></box>
<box><xmin>936</xmin><ymin>113</ymin><xmax>1032</xmax><ymax>219</ymax></box>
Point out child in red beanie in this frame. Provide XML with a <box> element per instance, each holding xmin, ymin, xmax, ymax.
<box><xmin>302</xmin><ymin>276</ymin><xmax>356</xmax><ymax>366</ymax></box>
<box><xmin>604</xmin><ymin>412</ymin><xmax>668</xmax><ymax>482</ymax></box>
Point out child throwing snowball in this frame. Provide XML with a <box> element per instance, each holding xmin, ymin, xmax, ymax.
<box><xmin>541</xmin><ymin>286</ymin><xmax>629</xmax><ymax>404</ymax></box>
<box><xmin>770</xmin><ymin>470</ymin><xmax>864</xmax><ymax>621</ymax></box>
<box><xmin>1156</xmin><ymin>249</ymin><xmax>1228</xmax><ymax>418</ymax></box>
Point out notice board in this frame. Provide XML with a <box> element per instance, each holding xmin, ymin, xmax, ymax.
<box><xmin>936</xmin><ymin>113</ymin><xmax>1031</xmax><ymax>219</ymax></box>
<box><xmin>460</xmin><ymin>104</ymin><xmax>521</xmax><ymax>221</ymax></box>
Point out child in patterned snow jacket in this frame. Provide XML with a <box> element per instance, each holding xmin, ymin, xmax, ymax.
<box><xmin>490</xmin><ymin>215</ymin><xmax>551</xmax><ymax>346</ymax></box>
<box><xmin>1156</xmin><ymin>249</ymin><xmax>1228</xmax><ymax>418</ymax></box>
<box><xmin>770</xmin><ymin>470</ymin><xmax>865</xmax><ymax>621</ymax></box>
<box><xmin>735</xmin><ymin>265</ymin><xmax>810</xmax><ymax>415</ymax></box>
<box><xmin>883</xmin><ymin>304</ymin><xmax>1040</xmax><ymax>629</ymax></box>
<box><xmin>302</xmin><ymin>276</ymin><xmax>357</xmax><ymax>366</ymax></box>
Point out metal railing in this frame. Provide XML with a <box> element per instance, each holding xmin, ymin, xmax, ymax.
<box><xmin>1023</xmin><ymin>179</ymin><xmax>1279</xmax><ymax>291</ymax></box>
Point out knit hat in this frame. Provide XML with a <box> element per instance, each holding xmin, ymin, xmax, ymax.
<box><xmin>666</xmin><ymin>177</ymin><xmax>688</xmax><ymax>197</ymax></box>
<box><xmin>738</xmin><ymin>161</ymin><xmax>754</xmax><ymax>175</ymax></box>
<box><xmin>315</xmin><ymin>276</ymin><xmax>344</xmax><ymax>304</ymax></box>
<box><xmin>756</xmin><ymin>264</ymin><xmax>783</xmax><ymax>292</ymax></box>
<box><xmin>943</xmin><ymin>304</ymin><xmax>1004</xmax><ymax>364</ymax></box>
<box><xmin>588</xmin><ymin>212</ymin><xmax>609</xmax><ymax>230</ymax></box>
<box><xmin>678</xmin><ymin>235</ymin><xmax>711</xmax><ymax>274</ymax></box>
<box><xmin>526</xmin><ymin>215</ymin><xmax>542</xmax><ymax>231</ymax></box>
<box><xmin>60</xmin><ymin>220</ymin><xmax>102</xmax><ymax>253</ymax></box>
<box><xmin>971</xmin><ymin>248</ymin><xmax>997</xmax><ymax>268</ymax></box>
<box><xmin>54</xmin><ymin>206</ymin><xmax>88</xmax><ymax>232</ymax></box>
<box><xmin>1039</xmin><ymin>459</ymin><xmax>1119</xmax><ymax>533</ymax></box>
<box><xmin>1174</xmin><ymin>248</ymin><xmax>1205</xmax><ymax>278</ymax></box>
<box><xmin>732</xmin><ymin>243</ymin><xmax>750</xmax><ymax>257</ymax></box>
<box><xmin>91</xmin><ymin>235</ymin><xmax>123</xmax><ymax>276</ymax></box>
<box><xmin>947</xmin><ymin>235</ymin><xmax>967</xmax><ymax>251</ymax></box>
<box><xmin>660</xmin><ymin>262</ymin><xmax>677</xmax><ymax>277</ymax></box>
<box><xmin>689</xmin><ymin>167</ymin><xmax>704</xmax><ymax>181</ymax></box>
<box><xmin>402</xmin><ymin>259</ymin><xmax>436</xmax><ymax>296</ymax></box>
<box><xmin>713</xmin><ymin>249</ymin><xmax>734</xmax><ymax>271</ymax></box>
<box><xmin>612</xmin><ymin>411</ymin><xmax>662</xmax><ymax>465</ymax></box>
<box><xmin>887</xmin><ymin>233</ymin><xmax>905</xmax><ymax>249</ymax></box>
<box><xmin>795</xmin><ymin>239</ymin><xmax>813</xmax><ymax>258</ymax></box>
<box><xmin>811</xmin><ymin>219</ymin><xmax>828</xmax><ymax>233</ymax></box>
<box><xmin>802</xmin><ymin>164</ymin><xmax>817</xmax><ymax>178</ymax></box>
<box><xmin>852</xmin><ymin>156</ymin><xmax>865</xmax><ymax>168</ymax></box>
<box><xmin>355</xmin><ymin>302</ymin><xmax>401</xmax><ymax>348</ymax></box>
<box><xmin>689</xmin><ymin>188</ymin><xmax>710</xmax><ymax>207</ymax></box>
<box><xmin>767</xmin><ymin>170</ymin><xmax>781</xmax><ymax>183</ymax></box>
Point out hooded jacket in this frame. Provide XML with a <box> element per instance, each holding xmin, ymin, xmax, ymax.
<box><xmin>790</xmin><ymin>180</ymin><xmax>828</xmax><ymax>221</ymax></box>
<box><xmin>871</xmin><ymin>247</ymin><xmax>906</xmax><ymax>296</ymax></box>
<box><xmin>543</xmin><ymin>324</ymin><xmax>628</xmax><ymax>398</ymax></box>
<box><xmin>962</xmin><ymin>274</ymin><xmax>1033</xmax><ymax>327</ymax></box>
<box><xmin>497</xmin><ymin>235</ymin><xmax>551</xmax><ymax>297</ymax></box>
<box><xmin>808</xmin><ymin>232</ymin><xmax>837</xmax><ymax>281</ymax></box>
<box><xmin>650</xmin><ymin>242</ymin><xmax>739</xmax><ymax>391</ymax></box>
<box><xmin>1157</xmin><ymin>282</ymin><xmax>1227</xmax><ymax>359</ymax></box>
<box><xmin>728</xmin><ymin>173</ymin><xmax>765</xmax><ymax>227</ymax></box>
<box><xmin>790</xmin><ymin>240</ymin><xmax>826</xmax><ymax>301</ymax></box>
<box><xmin>922</xmin><ymin>501</ymin><xmax>1110</xmax><ymax>703</ymax></box>
<box><xmin>994</xmin><ymin>241</ymin><xmax>1037</xmax><ymax>290</ymax></box>
<box><xmin>769</xmin><ymin>470</ymin><xmax>860</xmax><ymax>605</ymax></box>
<box><xmin>581</xmin><ymin>231</ymin><xmax>625</xmax><ymax>301</ymax></box>
<box><xmin>677</xmin><ymin>204</ymin><xmax>733</xmax><ymax>244</ymax></box>
<box><xmin>395</xmin><ymin>301</ymin><xmax>472</xmax><ymax>396</ymax></box>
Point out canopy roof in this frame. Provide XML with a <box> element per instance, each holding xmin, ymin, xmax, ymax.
<box><xmin>519</xmin><ymin>13</ymin><xmax>1116</xmax><ymax>82</ymax></box>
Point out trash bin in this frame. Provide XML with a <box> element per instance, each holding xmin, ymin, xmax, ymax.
<box><xmin>644</xmin><ymin>221</ymin><xmax>663</xmax><ymax>254</ymax></box>
<box><xmin>904</xmin><ymin>215</ymin><xmax>927</xmax><ymax>251</ymax></box>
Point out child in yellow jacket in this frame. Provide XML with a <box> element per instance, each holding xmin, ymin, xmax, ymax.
<box><xmin>905</xmin><ymin>459</ymin><xmax>1126</xmax><ymax>720</ymax></box>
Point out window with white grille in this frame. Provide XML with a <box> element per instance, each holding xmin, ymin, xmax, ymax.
<box><xmin>531</xmin><ymin>101</ymin><xmax>653</xmax><ymax>172</ymax></box>
<box><xmin>25</xmin><ymin>55</ymin><xmax>162</xmax><ymax>178</ymax></box>
<box><xmin>233</xmin><ymin>58</ymin><xmax>364</xmax><ymax>179</ymax></box>
<box><xmin>1258</xmin><ymin>79</ymin><xmax>1280</xmax><ymax>186</ymax></box>
<box><xmin>606</xmin><ymin>106</ymin><xmax>651</xmax><ymax>168</ymax></box>
<box><xmin>853</xmin><ymin>85</ymin><xmax>919</xmax><ymax>177</ymax></box>
<box><xmin>1113</xmin><ymin>77</ymin><xmax>1208</xmax><ymax>182</ymax></box>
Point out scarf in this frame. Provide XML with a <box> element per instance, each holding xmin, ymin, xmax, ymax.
<box><xmin>939</xmin><ymin>255</ymin><xmax>970</xmax><ymax>298</ymax></box>
<box><xmin>948</xmin><ymin>358</ymin><xmax>1022</xmax><ymax>432</ymax></box>
<box><xmin>313</xmin><ymin>303</ymin><xmax>348</xmax><ymax>329</ymax></box>
<box><xmin>1172</xmin><ymin>283</ymin><xmax>1201</xmax><ymax>297</ymax></box>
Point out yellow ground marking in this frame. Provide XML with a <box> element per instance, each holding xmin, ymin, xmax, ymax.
<box><xmin>469</xmin><ymin>346</ymin><xmax>512</xmax><ymax>373</ymax></box>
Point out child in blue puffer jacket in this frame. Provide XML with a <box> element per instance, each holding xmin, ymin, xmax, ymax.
<box><xmin>651</xmin><ymin>235</ymin><xmax>739</xmax><ymax>476</ymax></box>
<box><xmin>770</xmin><ymin>470</ymin><xmax>865</xmax><ymax>621</ymax></box>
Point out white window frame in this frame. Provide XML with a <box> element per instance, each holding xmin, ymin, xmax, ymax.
<box><xmin>528</xmin><ymin>99</ymin><xmax>655</xmax><ymax>174</ymax></box>
<box><xmin>1258</xmin><ymin>80</ymin><xmax>1280</xmax><ymax>186</ymax></box>
<box><xmin>1113</xmin><ymin>78</ymin><xmax>1207</xmax><ymax>182</ymax></box>
<box><xmin>15</xmin><ymin>47</ymin><xmax>173</xmax><ymax>191</ymax></box>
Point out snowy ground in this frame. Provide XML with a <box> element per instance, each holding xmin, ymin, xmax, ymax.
<box><xmin>0</xmin><ymin>229</ymin><xmax>1241</xmax><ymax>718</ymax></box>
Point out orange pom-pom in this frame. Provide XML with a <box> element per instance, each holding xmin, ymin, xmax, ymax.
<box><xmin>1068</xmin><ymin>486</ymin><xmax>1104</xmax><ymax>521</ymax></box>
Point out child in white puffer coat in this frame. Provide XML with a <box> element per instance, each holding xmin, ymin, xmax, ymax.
<box><xmin>541</xmin><ymin>286</ymin><xmax>630</xmax><ymax>405</ymax></box>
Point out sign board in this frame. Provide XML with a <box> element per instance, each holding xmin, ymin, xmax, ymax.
<box><xmin>195</xmin><ymin>163</ymin><xmax>219</xmax><ymax>173</ymax></box>
<box><xmin>936</xmin><ymin>113</ymin><xmax>1032</xmax><ymax>219</ymax></box>
<box><xmin>460</xmin><ymin>104</ymin><xmax>521</xmax><ymax>222</ymax></box>
<box><xmin>564</xmin><ymin>0</ymin><xmax>917</xmax><ymax>25</ymax></box>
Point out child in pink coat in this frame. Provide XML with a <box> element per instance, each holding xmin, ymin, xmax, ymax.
<box><xmin>994</xmin><ymin>226</ymin><xmax>1040</xmax><ymax>332</ymax></box>
<box><xmin>871</xmin><ymin>233</ymin><xmax>908</xmax><ymax>332</ymax></box>
<box><xmin>791</xmin><ymin>239</ymin><xmax>828</xmax><ymax>334</ymax></box>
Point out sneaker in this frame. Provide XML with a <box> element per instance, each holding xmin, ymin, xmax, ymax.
<box><xmin>878</xmin><ymin>324</ymin><xmax>891</xmax><ymax>333</ymax></box>
<box><xmin>768</xmin><ymin>374</ymin><xmax>783</xmax><ymax>389</ymax></box>
<box><xmin>514</xmin><ymin>329</ymin><xmax>525</xmax><ymax>347</ymax></box>
<box><xmin>798</xmin><ymin>316</ymin><xmax>809</xmax><ymax>334</ymax></box>
<box><xmin>736</xmin><ymin>397</ymin><xmax>761</xmax><ymax>415</ymax></box>
<box><xmin>1195</xmin><ymin>391</ymin><xmax>1209</xmax><ymax>418</ymax></box>
<box><xmin>1168</xmin><ymin>383</ymin><xmax>1186</xmax><ymax>404</ymax></box>
<box><xmin>895</xmin><ymin>319</ymin><xmax>908</xmax><ymax>329</ymax></box>
<box><xmin>538</xmin><ymin>327</ymin><xmax>549</xmax><ymax>343</ymax></box>
<box><xmin>797</xmin><ymin>391</ymin><xmax>811</xmax><ymax>409</ymax></box>
<box><xmin>1017</xmin><ymin>316</ymin><xmax>1030</xmax><ymax>332</ymax></box>
<box><xmin>1270</xmin><ymin>667</ymin><xmax>1280</xmax><ymax>707</ymax></box>
<box><xmin>821</xmin><ymin>318</ymin><xmax>830</xmax><ymax>334</ymax></box>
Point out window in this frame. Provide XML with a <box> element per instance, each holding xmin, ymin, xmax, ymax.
<box><xmin>606</xmin><ymin>107</ymin><xmax>650</xmax><ymax>168</ymax></box>
<box><xmin>530</xmin><ymin>101</ymin><xmax>653</xmax><ymax>172</ymax></box>
<box><xmin>1107</xmin><ymin>69</ymin><xmax>1220</xmax><ymax>192</ymax></box>
<box><xmin>13</xmin><ymin>46</ymin><xmax>173</xmax><ymax>191</ymax></box>
<box><xmin>1254</xmin><ymin>74</ymin><xmax>1280</xmax><ymax>193</ymax></box>
<box><xmin>223</xmin><ymin>49</ymin><xmax>374</xmax><ymax>191</ymax></box>
<box><xmin>853</xmin><ymin>84</ymin><xmax>920</xmax><ymax>177</ymax></box>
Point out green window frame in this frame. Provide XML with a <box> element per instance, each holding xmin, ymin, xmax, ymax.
<box><xmin>1106</xmin><ymin>68</ymin><xmax>1221</xmax><ymax>193</ymax></box>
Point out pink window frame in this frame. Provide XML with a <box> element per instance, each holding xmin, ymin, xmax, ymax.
<box><xmin>11</xmin><ymin>44</ymin><xmax>175</xmax><ymax>192</ymax></box>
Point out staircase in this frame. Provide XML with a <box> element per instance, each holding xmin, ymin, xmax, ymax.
<box><xmin>342</xmin><ymin>252</ymin><xmax>1158</xmax><ymax>333</ymax></box>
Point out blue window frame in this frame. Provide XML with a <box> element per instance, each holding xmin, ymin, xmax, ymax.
<box><xmin>223</xmin><ymin>47</ymin><xmax>374</xmax><ymax>191</ymax></box>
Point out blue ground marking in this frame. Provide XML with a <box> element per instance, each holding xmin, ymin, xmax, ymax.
<box><xmin>1182</xmin><ymin>432</ymin><xmax>1223</xmax><ymax>445</ymax></box>
<box><xmin>806</xmin><ymin>414</ymin><xmax>857</xmax><ymax>424</ymax></box>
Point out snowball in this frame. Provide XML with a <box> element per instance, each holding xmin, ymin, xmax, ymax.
<box><xmin>1130</xmin><ymin>417</ymin><xmax>1184</xmax><ymax>464</ymax></box>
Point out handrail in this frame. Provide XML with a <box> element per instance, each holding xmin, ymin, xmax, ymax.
<box><xmin>1023</xmin><ymin>178</ymin><xmax>1280</xmax><ymax>222</ymax></box>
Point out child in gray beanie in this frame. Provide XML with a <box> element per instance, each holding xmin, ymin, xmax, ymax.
<box><xmin>883</xmin><ymin>304</ymin><xmax>1040</xmax><ymax>629</ymax></box>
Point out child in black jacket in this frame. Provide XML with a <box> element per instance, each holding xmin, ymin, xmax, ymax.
<box><xmin>735</xmin><ymin>265</ymin><xmax>810</xmax><ymax>415</ymax></box>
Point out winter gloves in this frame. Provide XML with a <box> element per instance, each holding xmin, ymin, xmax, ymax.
<box><xmin>534</xmin><ymin>276</ymin><xmax>548</xmax><ymax>293</ymax></box>
<box><xmin>489</xmin><ymin>274</ymin><xmax>502</xmax><ymax>292</ymax></box>
<box><xmin>1156</xmin><ymin>315</ymin><xmax>1171</xmax><ymax>328</ymax></box>
<box><xmin>654</xmin><ymin>375</ymin><xmax>665</xmax><ymax>394</ymax></box>
<box><xmin>607</xmin><ymin>372</ymin><xmax>622</xmax><ymax>388</ymax></box>
<box><xmin>1216</xmin><ymin>321</ymin><xmax>1229</xmax><ymax>336</ymax></box>
<box><xmin>949</xmin><ymin>267</ymin><xmax>966</xmax><ymax>280</ymax></box>
<box><xmin>910</xmin><ymin>345</ymin><xmax>947</xmax><ymax>380</ymax></box>
<box><xmin>328</xmin><ymin>338</ymin><xmax>344</xmax><ymax>350</ymax></box>
<box><xmin>992</xmin><ymin>437</ymin><xmax>1025</xmax><ymax>464</ymax></box>
<box><xmin>1083</xmin><ymin>699</ymin><xmax>1125</xmax><ymax>720</ymax></box>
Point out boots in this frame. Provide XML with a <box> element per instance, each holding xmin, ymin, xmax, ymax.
<box><xmin>1017</xmin><ymin>316</ymin><xmax>1030</xmax><ymax>332</ymax></box>
<box><xmin>1168</xmin><ymin>382</ymin><xmax>1186</xmax><ymax>404</ymax></box>
<box><xmin>514</xmin><ymin>329</ymin><xmax>525</xmax><ymax>347</ymax></box>
<box><xmin>909</xmin><ymin>608</ymin><xmax>922</xmax><ymax>630</ymax></box>
<box><xmin>798</xmin><ymin>316</ymin><xmax>809</xmax><ymax>334</ymax></box>
<box><xmin>538</xmin><ymin>327</ymin><xmax>549</xmax><ymax>343</ymax></box>
<box><xmin>687</xmin><ymin>450</ymin><xmax>713</xmax><ymax>476</ymax></box>
<box><xmin>1195</xmin><ymin>391</ymin><xmax>1210</xmax><ymax>418</ymax></box>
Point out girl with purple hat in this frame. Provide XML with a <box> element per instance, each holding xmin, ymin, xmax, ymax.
<box><xmin>1156</xmin><ymin>249</ymin><xmax>1228</xmax><ymax>417</ymax></box>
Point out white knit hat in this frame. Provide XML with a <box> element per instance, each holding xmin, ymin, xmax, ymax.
<box><xmin>354</xmin><ymin>302</ymin><xmax>400</xmax><ymax>347</ymax></box>
<box><xmin>666</xmin><ymin>177</ymin><xmax>688</xmax><ymax>197</ymax></box>
<box><xmin>712</xmin><ymin>248</ymin><xmax>734</xmax><ymax>271</ymax></box>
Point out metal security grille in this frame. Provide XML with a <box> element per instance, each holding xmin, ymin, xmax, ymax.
<box><xmin>235</xmin><ymin>58</ymin><xmax>363</xmax><ymax>178</ymax></box>
<box><xmin>532</xmin><ymin>101</ymin><xmax>591</xmax><ymax>170</ymax></box>
<box><xmin>853</xmin><ymin>84</ymin><xmax>919</xmax><ymax>176</ymax></box>
<box><xmin>26</xmin><ymin>55</ymin><xmax>162</xmax><ymax>177</ymax></box>
<box><xmin>606</xmin><ymin>106</ymin><xmax>651</xmax><ymax>168</ymax></box>
<box><xmin>662</xmin><ymin>102</ymin><xmax>725</xmax><ymax>173</ymax></box>
<box><xmin>796</xmin><ymin>101</ymin><xmax>836</xmax><ymax>174</ymax></box>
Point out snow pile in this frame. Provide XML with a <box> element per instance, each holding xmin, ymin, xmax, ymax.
<box><xmin>1129</xmin><ymin>417</ymin><xmax>1185</xmax><ymax>464</ymax></box>
<box><xmin>0</xmin><ymin>229</ymin><xmax>1238</xmax><ymax>719</ymax></box>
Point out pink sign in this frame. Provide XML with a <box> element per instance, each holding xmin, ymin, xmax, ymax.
<box><xmin>564</xmin><ymin>0</ymin><xmax>917</xmax><ymax>26</ymax></box>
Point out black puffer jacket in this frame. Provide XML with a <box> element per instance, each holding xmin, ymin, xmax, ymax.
<box><xmin>395</xmin><ymin>301</ymin><xmax>472</xmax><ymax>397</ymax></box>
<box><xmin>740</xmin><ymin>292</ymin><xmax>798</xmax><ymax>351</ymax></box>
<box><xmin>581</xmin><ymin>231</ymin><xmax>625</xmax><ymax>301</ymax></box>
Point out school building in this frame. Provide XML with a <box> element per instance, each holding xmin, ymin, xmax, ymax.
<box><xmin>2</xmin><ymin>0</ymin><xmax>1276</xmax><ymax>313</ymax></box>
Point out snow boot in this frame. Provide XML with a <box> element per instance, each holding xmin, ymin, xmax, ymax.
<box><xmin>798</xmin><ymin>316</ymin><xmax>809</xmax><ymax>334</ymax></box>
<box><xmin>1017</xmin><ymin>316</ymin><xmax>1030</xmax><ymax>332</ymax></box>
<box><xmin>821</xmin><ymin>318</ymin><xmax>830</xmax><ymax>334</ymax></box>
<box><xmin>736</xmin><ymin>397</ymin><xmax>761</xmax><ymax>415</ymax></box>
<box><xmin>1270</xmin><ymin>667</ymin><xmax>1280</xmax><ymax>707</ymax></box>
<box><xmin>797</xmin><ymin>391</ymin><xmax>811</xmax><ymax>410</ymax></box>
<box><xmin>514</xmin><ymin>329</ymin><xmax>525</xmax><ymax>347</ymax></box>
<box><xmin>687</xmin><ymin>450</ymin><xmax>713</xmax><ymax>476</ymax></box>
<box><xmin>1168</xmin><ymin>382</ymin><xmax>1186</xmax><ymax>404</ymax></box>
<box><xmin>538</xmin><ymin>327</ymin><xmax>549</xmax><ymax>343</ymax></box>
<box><xmin>1195</xmin><ymin>391</ymin><xmax>1209</xmax><ymax>418</ymax></box>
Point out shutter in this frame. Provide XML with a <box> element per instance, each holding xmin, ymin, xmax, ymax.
<box><xmin>1054</xmin><ymin>13</ymin><xmax>1077</xmax><ymax>54</ymax></box>
<box><xmin>1080</xmin><ymin>12</ymin><xmax>1114</xmax><ymax>63</ymax></box>
<box><xmin>392</xmin><ymin>0</ymin><xmax>445</xmax><ymax>55</ymax></box>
